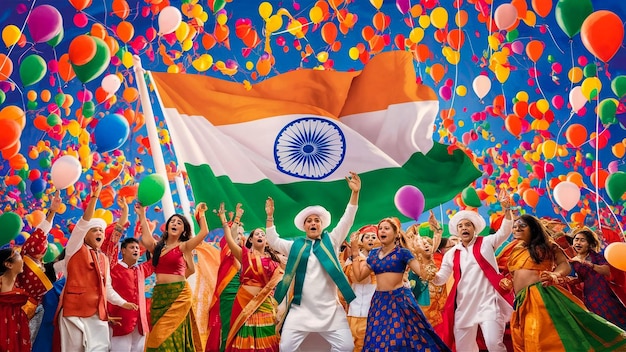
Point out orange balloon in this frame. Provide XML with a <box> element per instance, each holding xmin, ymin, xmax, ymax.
<box><xmin>118</xmin><ymin>184</ymin><xmax>138</xmax><ymax>201</ymax></box>
<box><xmin>90</xmin><ymin>23</ymin><xmax>107</xmax><ymax>40</ymax></box>
<box><xmin>8</xmin><ymin>153</ymin><xmax>26</xmax><ymax>170</ymax></box>
<box><xmin>505</xmin><ymin>115</ymin><xmax>522</xmax><ymax>137</ymax></box>
<box><xmin>321</xmin><ymin>22</ymin><xmax>338</xmax><ymax>44</ymax></box>
<box><xmin>361</xmin><ymin>26</ymin><xmax>375</xmax><ymax>41</ymax></box>
<box><xmin>531</xmin><ymin>0</ymin><xmax>551</xmax><ymax>18</ymax></box>
<box><xmin>68</xmin><ymin>35</ymin><xmax>97</xmax><ymax>66</ymax></box>
<box><xmin>1</xmin><ymin>140</ymin><xmax>20</xmax><ymax>159</ymax></box>
<box><xmin>58</xmin><ymin>54</ymin><xmax>76</xmax><ymax>82</ymax></box>
<box><xmin>581</xmin><ymin>10</ymin><xmax>624</xmax><ymax>63</ymax></box>
<box><xmin>0</xmin><ymin>105</ymin><xmax>26</xmax><ymax>131</ymax></box>
<box><xmin>511</xmin><ymin>0</ymin><xmax>528</xmax><ymax>19</ymax></box>
<box><xmin>523</xmin><ymin>188</ymin><xmax>539</xmax><ymax>208</ymax></box>
<box><xmin>122</xmin><ymin>87</ymin><xmax>138</xmax><ymax>103</ymax></box>
<box><xmin>570</xmin><ymin>211</ymin><xmax>586</xmax><ymax>224</ymax></box>
<box><xmin>99</xmin><ymin>186</ymin><xmax>116</xmax><ymax>208</ymax></box>
<box><xmin>604</xmin><ymin>242</ymin><xmax>626</xmax><ymax>271</ymax></box>
<box><xmin>430</xmin><ymin>63</ymin><xmax>445</xmax><ymax>84</ymax></box>
<box><xmin>0</xmin><ymin>119</ymin><xmax>20</xmax><ymax>150</ymax></box>
<box><xmin>372</xmin><ymin>12</ymin><xmax>390</xmax><ymax>32</ymax></box>
<box><xmin>590</xmin><ymin>169</ymin><xmax>609</xmax><ymax>189</ymax></box>
<box><xmin>116</xmin><ymin>21</ymin><xmax>134</xmax><ymax>44</ymax></box>
<box><xmin>565</xmin><ymin>124</ymin><xmax>587</xmax><ymax>147</ymax></box>
<box><xmin>112</xmin><ymin>0</ymin><xmax>130</xmax><ymax>19</ymax></box>
<box><xmin>33</xmin><ymin>115</ymin><xmax>49</xmax><ymax>131</ymax></box>
<box><xmin>566</xmin><ymin>172</ymin><xmax>584</xmax><ymax>187</ymax></box>
<box><xmin>513</xmin><ymin>101</ymin><xmax>528</xmax><ymax>118</ymax></box>
<box><xmin>447</xmin><ymin>29</ymin><xmax>465</xmax><ymax>50</ymax></box>
<box><xmin>525</xmin><ymin>40</ymin><xmax>544</xmax><ymax>63</ymax></box>
<box><xmin>0</xmin><ymin>54</ymin><xmax>13</xmax><ymax>82</ymax></box>
<box><xmin>69</xmin><ymin>0</ymin><xmax>93</xmax><ymax>11</ymax></box>
<box><xmin>202</xmin><ymin>33</ymin><xmax>217</xmax><ymax>50</ymax></box>
<box><xmin>104</xmin><ymin>36</ymin><xmax>119</xmax><ymax>56</ymax></box>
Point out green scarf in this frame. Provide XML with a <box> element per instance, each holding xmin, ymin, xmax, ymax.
<box><xmin>274</xmin><ymin>232</ymin><xmax>355</xmax><ymax>305</ymax></box>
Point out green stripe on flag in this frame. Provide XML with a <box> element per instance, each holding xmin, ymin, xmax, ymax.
<box><xmin>187</xmin><ymin>143</ymin><xmax>481</xmax><ymax>237</ymax></box>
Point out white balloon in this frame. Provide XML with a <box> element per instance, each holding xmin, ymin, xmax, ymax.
<box><xmin>472</xmin><ymin>75</ymin><xmax>491</xmax><ymax>99</ymax></box>
<box><xmin>553</xmin><ymin>181</ymin><xmax>580</xmax><ymax>211</ymax></box>
<box><xmin>158</xmin><ymin>6</ymin><xmax>182</xmax><ymax>35</ymax></box>
<box><xmin>494</xmin><ymin>4</ymin><xmax>518</xmax><ymax>30</ymax></box>
<box><xmin>51</xmin><ymin>155</ymin><xmax>82</xmax><ymax>190</ymax></box>
<box><xmin>569</xmin><ymin>86</ymin><xmax>586</xmax><ymax>112</ymax></box>
<box><xmin>101</xmin><ymin>74</ymin><xmax>121</xmax><ymax>95</ymax></box>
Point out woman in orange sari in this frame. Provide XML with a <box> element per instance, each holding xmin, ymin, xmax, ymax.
<box><xmin>217</xmin><ymin>203</ymin><xmax>283</xmax><ymax>352</ymax></box>
<box><xmin>508</xmin><ymin>214</ymin><xmax>626</xmax><ymax>352</ymax></box>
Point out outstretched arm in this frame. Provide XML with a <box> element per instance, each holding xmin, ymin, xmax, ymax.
<box><xmin>218</xmin><ymin>202</ymin><xmax>243</xmax><ymax>262</ymax></box>
<box><xmin>181</xmin><ymin>203</ymin><xmax>209</xmax><ymax>252</ymax></box>
<box><xmin>135</xmin><ymin>203</ymin><xmax>157</xmax><ymax>253</ymax></box>
<box><xmin>66</xmin><ymin>182</ymin><xmax>102</xmax><ymax>259</ymax></box>
<box><xmin>45</xmin><ymin>190</ymin><xmax>62</xmax><ymax>224</ymax></box>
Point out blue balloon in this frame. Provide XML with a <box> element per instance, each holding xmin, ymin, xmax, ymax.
<box><xmin>30</xmin><ymin>178</ymin><xmax>47</xmax><ymax>194</ymax></box>
<box><xmin>93</xmin><ymin>113</ymin><xmax>130</xmax><ymax>152</ymax></box>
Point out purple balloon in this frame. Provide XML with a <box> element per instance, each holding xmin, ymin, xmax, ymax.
<box><xmin>27</xmin><ymin>5</ymin><xmax>63</xmax><ymax>43</ymax></box>
<box><xmin>396</xmin><ymin>0</ymin><xmax>410</xmax><ymax>15</ymax></box>
<box><xmin>394</xmin><ymin>185</ymin><xmax>425</xmax><ymax>221</ymax></box>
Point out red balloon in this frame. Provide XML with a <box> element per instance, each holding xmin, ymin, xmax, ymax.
<box><xmin>0</xmin><ymin>119</ymin><xmax>20</xmax><ymax>150</ymax></box>
<box><xmin>68</xmin><ymin>35</ymin><xmax>97</xmax><ymax>66</ymax></box>
<box><xmin>581</xmin><ymin>10</ymin><xmax>624</xmax><ymax>63</ymax></box>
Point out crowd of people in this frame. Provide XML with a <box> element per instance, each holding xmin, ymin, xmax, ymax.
<box><xmin>1</xmin><ymin>174</ymin><xmax>626</xmax><ymax>352</ymax></box>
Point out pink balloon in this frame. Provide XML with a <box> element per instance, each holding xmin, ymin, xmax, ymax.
<box><xmin>569</xmin><ymin>86</ymin><xmax>586</xmax><ymax>112</ymax></box>
<box><xmin>551</xmin><ymin>95</ymin><xmax>564</xmax><ymax>110</ymax></box>
<box><xmin>27</xmin><ymin>5</ymin><xmax>63</xmax><ymax>43</ymax></box>
<box><xmin>394</xmin><ymin>185</ymin><xmax>425</xmax><ymax>221</ymax></box>
<box><xmin>494</xmin><ymin>4</ymin><xmax>518</xmax><ymax>30</ymax></box>
<box><xmin>553</xmin><ymin>181</ymin><xmax>580</xmax><ymax>211</ymax></box>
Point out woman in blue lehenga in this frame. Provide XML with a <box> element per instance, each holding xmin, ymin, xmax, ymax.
<box><xmin>351</xmin><ymin>217</ymin><xmax>451</xmax><ymax>352</ymax></box>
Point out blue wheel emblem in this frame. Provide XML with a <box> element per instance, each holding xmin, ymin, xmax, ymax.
<box><xmin>274</xmin><ymin>117</ymin><xmax>346</xmax><ymax>180</ymax></box>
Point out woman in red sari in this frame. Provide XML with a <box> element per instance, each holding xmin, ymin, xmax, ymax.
<box><xmin>0</xmin><ymin>247</ymin><xmax>31</xmax><ymax>352</ymax></box>
<box><xmin>216</xmin><ymin>203</ymin><xmax>283</xmax><ymax>352</ymax></box>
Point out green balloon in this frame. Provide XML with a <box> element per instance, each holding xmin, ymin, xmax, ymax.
<box><xmin>55</xmin><ymin>93</ymin><xmax>66</xmax><ymax>107</ymax></box>
<box><xmin>611</xmin><ymin>76</ymin><xmax>626</xmax><ymax>99</ymax></box>
<box><xmin>83</xmin><ymin>101</ymin><xmax>95</xmax><ymax>118</ymax></box>
<box><xmin>47</xmin><ymin>27</ymin><xmax>64</xmax><ymax>47</ymax></box>
<box><xmin>599</xmin><ymin>99</ymin><xmax>617</xmax><ymax>125</ymax></box>
<box><xmin>72</xmin><ymin>36</ymin><xmax>111</xmax><ymax>84</ymax></box>
<box><xmin>555</xmin><ymin>0</ymin><xmax>593</xmax><ymax>38</ymax></box>
<box><xmin>19</xmin><ymin>54</ymin><xmax>47</xmax><ymax>86</ymax></box>
<box><xmin>506</xmin><ymin>29</ymin><xmax>518</xmax><ymax>42</ymax></box>
<box><xmin>583</xmin><ymin>63</ymin><xmax>596</xmax><ymax>78</ymax></box>
<box><xmin>606</xmin><ymin>172</ymin><xmax>626</xmax><ymax>203</ymax></box>
<box><xmin>0</xmin><ymin>212</ymin><xmax>24</xmax><ymax>247</ymax></box>
<box><xmin>461</xmin><ymin>187</ymin><xmax>482</xmax><ymax>208</ymax></box>
<box><xmin>27</xmin><ymin>101</ymin><xmax>38</xmax><ymax>110</ymax></box>
<box><xmin>137</xmin><ymin>174</ymin><xmax>166</xmax><ymax>206</ymax></box>
<box><xmin>43</xmin><ymin>243</ymin><xmax>60</xmax><ymax>263</ymax></box>
<box><xmin>0</xmin><ymin>90</ymin><xmax>5</xmax><ymax>105</ymax></box>
<box><xmin>47</xmin><ymin>113</ymin><xmax>61</xmax><ymax>126</ymax></box>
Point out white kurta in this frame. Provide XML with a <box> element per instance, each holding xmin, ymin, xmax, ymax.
<box><xmin>266</xmin><ymin>204</ymin><xmax>357</xmax><ymax>332</ymax></box>
<box><xmin>432</xmin><ymin>218</ymin><xmax>514</xmax><ymax>328</ymax></box>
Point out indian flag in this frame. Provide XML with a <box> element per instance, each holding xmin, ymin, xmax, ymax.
<box><xmin>150</xmin><ymin>51</ymin><xmax>481</xmax><ymax>237</ymax></box>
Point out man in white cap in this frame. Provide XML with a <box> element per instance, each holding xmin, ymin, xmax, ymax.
<box><xmin>265</xmin><ymin>172</ymin><xmax>361</xmax><ymax>352</ymax></box>
<box><xmin>57</xmin><ymin>182</ymin><xmax>138</xmax><ymax>352</ymax></box>
<box><xmin>431</xmin><ymin>190</ymin><xmax>514</xmax><ymax>352</ymax></box>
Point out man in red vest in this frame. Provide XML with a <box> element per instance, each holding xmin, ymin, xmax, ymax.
<box><xmin>102</xmin><ymin>197</ymin><xmax>154</xmax><ymax>352</ymax></box>
<box><xmin>432</xmin><ymin>190</ymin><xmax>514</xmax><ymax>352</ymax></box>
<box><xmin>57</xmin><ymin>182</ymin><xmax>138</xmax><ymax>352</ymax></box>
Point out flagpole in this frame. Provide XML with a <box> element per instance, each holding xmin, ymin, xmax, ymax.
<box><xmin>132</xmin><ymin>55</ymin><xmax>176</xmax><ymax>219</ymax></box>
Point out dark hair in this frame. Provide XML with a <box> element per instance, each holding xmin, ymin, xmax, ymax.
<box><xmin>520</xmin><ymin>214</ymin><xmax>554</xmax><ymax>264</ymax></box>
<box><xmin>437</xmin><ymin>238</ymin><xmax>450</xmax><ymax>252</ymax></box>
<box><xmin>121</xmin><ymin>237</ymin><xmax>140</xmax><ymax>249</ymax></box>
<box><xmin>43</xmin><ymin>249</ymin><xmax>66</xmax><ymax>283</ymax></box>
<box><xmin>246</xmin><ymin>228</ymin><xmax>281</xmax><ymax>263</ymax></box>
<box><xmin>572</xmin><ymin>229</ymin><xmax>600</xmax><ymax>253</ymax></box>
<box><xmin>152</xmin><ymin>214</ymin><xmax>192</xmax><ymax>267</ymax></box>
<box><xmin>0</xmin><ymin>248</ymin><xmax>15</xmax><ymax>275</ymax></box>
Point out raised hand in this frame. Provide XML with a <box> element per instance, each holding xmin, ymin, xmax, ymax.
<box><xmin>346</xmin><ymin>171</ymin><xmax>361</xmax><ymax>192</ymax></box>
<box><xmin>134</xmin><ymin>203</ymin><xmax>146</xmax><ymax>218</ymax></box>
<box><xmin>117</xmin><ymin>196</ymin><xmax>128</xmax><ymax>212</ymax></box>
<box><xmin>428</xmin><ymin>210</ymin><xmax>441</xmax><ymax>232</ymax></box>
<box><xmin>498</xmin><ymin>188</ymin><xmax>511</xmax><ymax>210</ymax></box>
<box><xmin>265</xmin><ymin>197</ymin><xmax>274</xmax><ymax>217</ymax></box>
<box><xmin>214</xmin><ymin>202</ymin><xmax>227</xmax><ymax>223</ymax></box>
<box><xmin>196</xmin><ymin>202</ymin><xmax>208</xmax><ymax>215</ymax></box>
<box><xmin>49</xmin><ymin>190</ymin><xmax>62</xmax><ymax>213</ymax></box>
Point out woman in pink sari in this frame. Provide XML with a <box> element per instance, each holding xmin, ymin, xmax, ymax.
<box><xmin>216</xmin><ymin>203</ymin><xmax>283</xmax><ymax>352</ymax></box>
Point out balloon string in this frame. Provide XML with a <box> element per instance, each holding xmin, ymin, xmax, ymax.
<box><xmin>0</xmin><ymin>0</ymin><xmax>38</xmax><ymax>76</ymax></box>
<box><xmin>544</xmin><ymin>25</ymin><xmax>565</xmax><ymax>54</ymax></box>
<box><xmin>582</xmin><ymin>186</ymin><xmax>625</xmax><ymax>241</ymax></box>
<box><xmin>500</xmin><ymin>84</ymin><xmax>507</xmax><ymax>116</ymax></box>
<box><xmin>533</xmin><ymin>62</ymin><xmax>548</xmax><ymax>102</ymax></box>
<box><xmin>594</xmin><ymin>89</ymin><xmax>601</xmax><ymax>231</ymax></box>
<box><xmin>569</xmin><ymin>40</ymin><xmax>574</xmax><ymax>92</ymax></box>
<box><xmin>543</xmin><ymin>111</ymin><xmax>575</xmax><ymax>215</ymax></box>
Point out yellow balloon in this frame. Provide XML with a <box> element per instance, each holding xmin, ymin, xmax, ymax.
<box><xmin>2</xmin><ymin>25</ymin><xmax>20</xmax><ymax>47</ymax></box>
<box><xmin>430</xmin><ymin>7</ymin><xmax>448</xmax><ymax>29</ymax></box>
<box><xmin>309</xmin><ymin>6</ymin><xmax>323</xmax><ymax>24</ymax></box>
<box><xmin>445</xmin><ymin>50</ymin><xmax>460</xmax><ymax>65</ymax></box>
<box><xmin>581</xmin><ymin>77</ymin><xmax>602</xmax><ymax>101</ymax></box>
<box><xmin>484</xmin><ymin>184</ymin><xmax>496</xmax><ymax>196</ymax></box>
<box><xmin>317</xmin><ymin>51</ymin><xmax>328</xmax><ymax>63</ymax></box>
<box><xmin>488</xmin><ymin>35</ymin><xmax>501</xmax><ymax>51</ymax></box>
<box><xmin>531</xmin><ymin>119</ymin><xmax>549</xmax><ymax>131</ymax></box>
<box><xmin>267</xmin><ymin>15</ymin><xmax>284</xmax><ymax>33</ymax></box>
<box><xmin>259</xmin><ymin>2</ymin><xmax>273</xmax><ymax>20</ymax></box>
<box><xmin>523</xmin><ymin>10</ymin><xmax>536</xmax><ymax>27</ymax></box>
<box><xmin>370</xmin><ymin>0</ymin><xmax>383</xmax><ymax>10</ymax></box>
<box><xmin>122</xmin><ymin>51</ymin><xmax>134</xmax><ymax>69</ymax></box>
<box><xmin>175</xmin><ymin>22</ymin><xmax>190</xmax><ymax>42</ymax></box>
<box><xmin>348</xmin><ymin>47</ymin><xmax>359</xmax><ymax>60</ymax></box>
<box><xmin>456</xmin><ymin>85</ymin><xmax>467</xmax><ymax>96</ymax></box>
<box><xmin>495</xmin><ymin>64</ymin><xmax>510</xmax><ymax>83</ymax></box>
<box><xmin>409</xmin><ymin>27</ymin><xmax>424</xmax><ymax>43</ymax></box>
<box><xmin>516</xmin><ymin>91</ymin><xmax>529</xmax><ymax>102</ymax></box>
<box><xmin>245</xmin><ymin>61</ymin><xmax>253</xmax><ymax>70</ymax></box>
<box><xmin>536</xmin><ymin>99</ymin><xmax>549</xmax><ymax>113</ymax></box>
<box><xmin>27</xmin><ymin>90</ymin><xmax>37</xmax><ymax>102</ymax></box>
<box><xmin>167</xmin><ymin>64</ymin><xmax>180</xmax><ymax>73</ymax></box>
<box><xmin>542</xmin><ymin>140</ymin><xmax>557</xmax><ymax>159</ymax></box>
<box><xmin>568</xmin><ymin>67</ymin><xmax>583</xmax><ymax>83</ymax></box>
<box><xmin>67</xmin><ymin>120</ymin><xmax>81</xmax><ymax>137</ymax></box>
<box><xmin>418</xmin><ymin>15</ymin><xmax>430</xmax><ymax>28</ymax></box>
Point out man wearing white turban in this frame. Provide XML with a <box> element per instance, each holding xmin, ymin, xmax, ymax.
<box><xmin>265</xmin><ymin>172</ymin><xmax>361</xmax><ymax>352</ymax></box>
<box><xmin>57</xmin><ymin>182</ymin><xmax>138</xmax><ymax>352</ymax></box>
<box><xmin>432</xmin><ymin>190</ymin><xmax>514</xmax><ymax>352</ymax></box>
